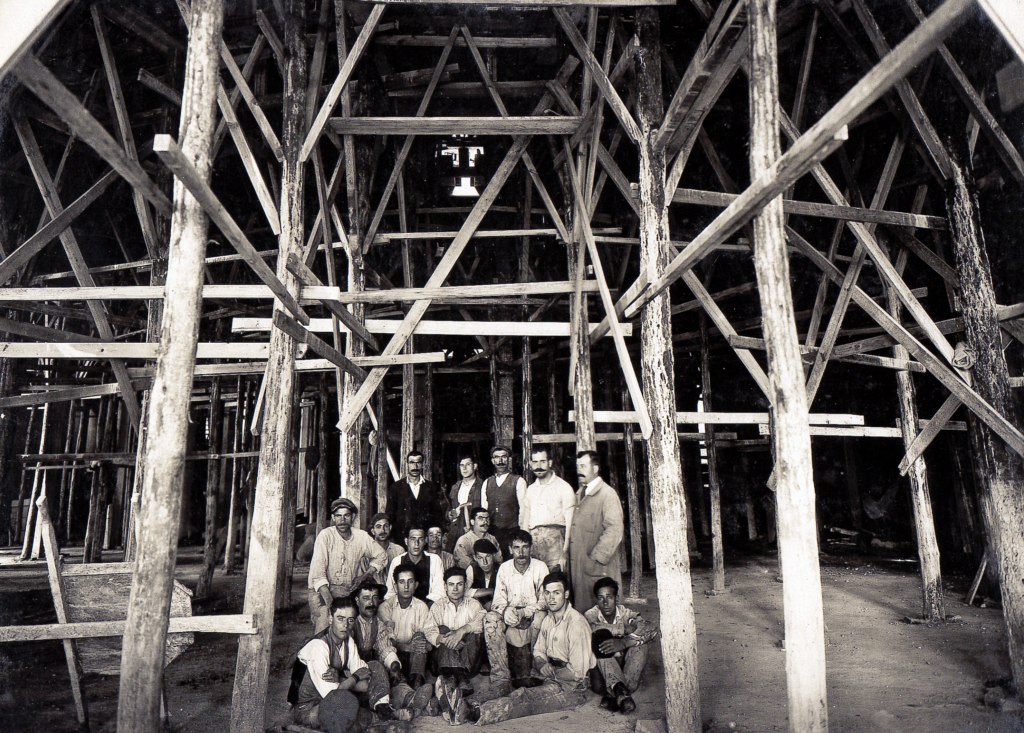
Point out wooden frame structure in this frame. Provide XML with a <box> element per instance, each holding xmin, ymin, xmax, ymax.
<box><xmin>2</xmin><ymin>1</ymin><xmax>1024</xmax><ymax>732</ymax></box>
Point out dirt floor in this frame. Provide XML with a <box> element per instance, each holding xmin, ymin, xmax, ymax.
<box><xmin>2</xmin><ymin>547</ymin><xmax>1023</xmax><ymax>733</ymax></box>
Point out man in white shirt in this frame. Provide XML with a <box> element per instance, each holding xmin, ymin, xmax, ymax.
<box><xmin>520</xmin><ymin>447</ymin><xmax>576</xmax><ymax>572</ymax></box>
<box><xmin>307</xmin><ymin>498</ymin><xmax>388</xmax><ymax>633</ymax></box>
<box><xmin>384</xmin><ymin>526</ymin><xmax>446</xmax><ymax>605</ymax></box>
<box><xmin>484</xmin><ymin>529</ymin><xmax>549</xmax><ymax>690</ymax></box>
<box><xmin>482</xmin><ymin>445</ymin><xmax>528</xmax><ymax>559</ymax></box>
<box><xmin>294</xmin><ymin>596</ymin><xmax>394</xmax><ymax>728</ymax></box>
<box><xmin>378</xmin><ymin>563</ymin><xmax>441</xmax><ymax>691</ymax></box>
<box><xmin>431</xmin><ymin>566</ymin><xmax>486</xmax><ymax>688</ymax></box>
<box><xmin>446</xmin><ymin>455</ymin><xmax>483</xmax><ymax>551</ymax></box>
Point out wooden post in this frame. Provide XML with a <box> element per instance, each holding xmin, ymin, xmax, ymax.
<box><xmin>196</xmin><ymin>378</ymin><xmax>222</xmax><ymax>599</ymax></box>
<box><xmin>375</xmin><ymin>386</ymin><xmax>389</xmax><ymax>514</ymax></box>
<box><xmin>700</xmin><ymin>310</ymin><xmax>725</xmax><ymax>593</ymax></box>
<box><xmin>56</xmin><ymin>403</ymin><xmax>80</xmax><ymax>541</ymax></box>
<box><xmin>117</xmin><ymin>1</ymin><xmax>223</xmax><ymax>730</ymax></box>
<box><xmin>622</xmin><ymin>388</ymin><xmax>642</xmax><ymax>599</ymax></box>
<box><xmin>424</xmin><ymin>365</ymin><xmax>435</xmax><ymax>482</ymax></box>
<box><xmin>230</xmin><ymin>1</ymin><xmax>305</xmax><ymax>729</ymax></box>
<box><xmin>20</xmin><ymin>402</ymin><xmax>49</xmax><ymax>560</ymax></box>
<box><xmin>316</xmin><ymin>376</ymin><xmax>330</xmax><ymax>533</ymax></box>
<box><xmin>749</xmin><ymin>2</ymin><xmax>828</xmax><ymax>730</ymax></box>
<box><xmin>402</xmin><ymin>344</ymin><xmax>416</xmax><ymax>460</ymax></box>
<box><xmin>887</xmin><ymin>252</ymin><xmax>944</xmax><ymax>620</ymax></box>
<box><xmin>635</xmin><ymin>10</ymin><xmax>701</xmax><ymax>732</ymax></box>
<box><xmin>277</xmin><ymin>384</ymin><xmax>301</xmax><ymax>610</ymax></box>
<box><xmin>547</xmin><ymin>349</ymin><xmax>563</xmax><ymax>470</ymax></box>
<box><xmin>225</xmin><ymin>377</ymin><xmax>246</xmax><ymax>573</ymax></box>
<box><xmin>14</xmin><ymin>406</ymin><xmax>37</xmax><ymax>544</ymax></box>
<box><xmin>945</xmin><ymin>139</ymin><xmax>1024</xmax><ymax>693</ymax></box>
<box><xmin>521</xmin><ymin>176</ymin><xmax>534</xmax><ymax>469</ymax></box>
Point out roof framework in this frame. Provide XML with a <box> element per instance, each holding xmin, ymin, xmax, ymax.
<box><xmin>1</xmin><ymin>0</ymin><xmax>1024</xmax><ymax>731</ymax></box>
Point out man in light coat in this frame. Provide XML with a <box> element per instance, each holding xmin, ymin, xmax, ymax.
<box><xmin>567</xmin><ymin>451</ymin><xmax>623</xmax><ymax>612</ymax></box>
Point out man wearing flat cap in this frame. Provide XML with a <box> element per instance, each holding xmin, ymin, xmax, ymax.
<box><xmin>308</xmin><ymin>497</ymin><xmax>388</xmax><ymax>633</ymax></box>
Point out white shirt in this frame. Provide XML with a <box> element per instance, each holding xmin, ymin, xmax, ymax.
<box><xmin>521</xmin><ymin>474</ymin><xmax>576</xmax><ymax>530</ymax></box>
<box><xmin>297</xmin><ymin>634</ymin><xmax>368</xmax><ymax>699</ymax></box>
<box><xmin>377</xmin><ymin>595</ymin><xmax>440</xmax><ymax>669</ymax></box>
<box><xmin>430</xmin><ymin>596</ymin><xmax>486</xmax><ymax>634</ymax></box>
<box><xmin>491</xmin><ymin>557</ymin><xmax>549</xmax><ymax>617</ymax></box>
<box><xmin>457</xmin><ymin>478</ymin><xmax>477</xmax><ymax>506</ymax></box>
<box><xmin>584</xmin><ymin>477</ymin><xmax>602</xmax><ymax>497</ymax></box>
<box><xmin>407</xmin><ymin>475</ymin><xmax>423</xmax><ymax>499</ymax></box>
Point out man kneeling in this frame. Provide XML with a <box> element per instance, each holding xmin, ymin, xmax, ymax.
<box><xmin>294</xmin><ymin>596</ymin><xmax>394</xmax><ymax>730</ymax></box>
<box><xmin>585</xmin><ymin>576</ymin><xmax>660</xmax><ymax>714</ymax></box>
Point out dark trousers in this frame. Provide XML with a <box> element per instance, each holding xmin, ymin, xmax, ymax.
<box><xmin>432</xmin><ymin>632</ymin><xmax>484</xmax><ymax>678</ymax></box>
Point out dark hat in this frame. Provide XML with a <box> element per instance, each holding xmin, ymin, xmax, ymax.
<box><xmin>473</xmin><ymin>538</ymin><xmax>498</xmax><ymax>555</ymax></box>
<box><xmin>591</xmin><ymin>628</ymin><xmax>617</xmax><ymax>659</ymax></box>
<box><xmin>330</xmin><ymin>497</ymin><xmax>358</xmax><ymax>515</ymax></box>
<box><xmin>369</xmin><ymin>512</ymin><xmax>389</xmax><ymax>526</ymax></box>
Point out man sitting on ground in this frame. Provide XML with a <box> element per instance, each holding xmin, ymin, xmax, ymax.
<box><xmin>367</xmin><ymin>513</ymin><xmax>404</xmax><ymax>586</ymax></box>
<box><xmin>534</xmin><ymin>571</ymin><xmax>596</xmax><ymax>690</ymax></box>
<box><xmin>465</xmin><ymin>538</ymin><xmax>500</xmax><ymax>611</ymax></box>
<box><xmin>378</xmin><ymin>562</ymin><xmax>442</xmax><ymax>691</ymax></box>
<box><xmin>384</xmin><ymin>526</ymin><xmax>445</xmax><ymax>604</ymax></box>
<box><xmin>485</xmin><ymin>529</ymin><xmax>549</xmax><ymax>690</ymax></box>
<box><xmin>293</xmin><ymin>596</ymin><xmax>395</xmax><ymax>730</ymax></box>
<box><xmin>427</xmin><ymin>525</ymin><xmax>456</xmax><ymax>570</ymax></box>
<box><xmin>585</xmin><ymin>577</ymin><xmax>658</xmax><ymax>713</ymax></box>
<box><xmin>453</xmin><ymin>507</ymin><xmax>502</xmax><ymax>570</ymax></box>
<box><xmin>348</xmin><ymin>579</ymin><xmax>435</xmax><ymax>719</ymax></box>
<box><xmin>431</xmin><ymin>567</ymin><xmax>486</xmax><ymax>709</ymax></box>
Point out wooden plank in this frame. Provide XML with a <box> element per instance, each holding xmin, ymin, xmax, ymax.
<box><xmin>255</xmin><ymin>9</ymin><xmax>285</xmax><ymax>72</ymax></box>
<box><xmin>271</xmin><ymin>311</ymin><xmax>366</xmax><ymax>382</ymax></box>
<box><xmin>583</xmin><ymin>410</ymin><xmax>863</xmax><ymax>426</ymax></box>
<box><xmin>375</xmin><ymin>35</ymin><xmax>556</xmax><ymax>48</ymax></box>
<box><xmin>299</xmin><ymin>4</ymin><xmax>385</xmax><ymax>162</ymax></box>
<box><xmin>553</xmin><ymin>8</ymin><xmax>641</xmax><ymax>143</ymax></box>
<box><xmin>153</xmin><ymin>134</ymin><xmax>309</xmax><ymax>325</ymax></box>
<box><xmin>671</xmin><ymin>187</ymin><xmax>946</xmax><ymax>228</ymax></box>
<box><xmin>216</xmin><ymin>84</ymin><xmax>281</xmax><ymax>234</ymax></box>
<box><xmin>0</xmin><ymin>614</ymin><xmax>257</xmax><ymax>642</ymax></box>
<box><xmin>217</xmin><ymin>38</ymin><xmax>283</xmax><ymax>160</ymax></box>
<box><xmin>328</xmin><ymin>116</ymin><xmax>581</xmax><ymax>135</ymax></box>
<box><xmin>563</xmin><ymin>139</ymin><xmax>652</xmax><ymax>439</ymax></box>
<box><xmin>13</xmin><ymin>113</ymin><xmax>143</xmax><ymax>430</ymax></box>
<box><xmin>0</xmin><ymin>343</ymin><xmax>276</xmax><ymax>359</ymax></box>
<box><xmin>101</xmin><ymin>3</ymin><xmax>184</xmax><ymax>55</ymax></box>
<box><xmin>368</xmin><ymin>0</ymin><xmax>674</xmax><ymax>4</ymax></box>
<box><xmin>36</xmin><ymin>494</ymin><xmax>88</xmax><ymax>727</ymax></box>
<box><xmin>0</xmin><ymin>169</ymin><xmax>120</xmax><ymax>286</ymax></box>
<box><xmin>14</xmin><ymin>55</ymin><xmax>172</xmax><ymax>215</ymax></box>
<box><xmin>137</xmin><ymin>69</ymin><xmax>183</xmax><ymax>106</ymax></box>
<box><xmin>233</xmin><ymin>317</ymin><xmax>630</xmax><ymax>337</ymax></box>
<box><xmin>0</xmin><ymin>0</ymin><xmax>73</xmax><ymax>83</ymax></box>
<box><xmin>758</xmin><ymin>424</ymin><xmax>903</xmax><ymax>438</ymax></box>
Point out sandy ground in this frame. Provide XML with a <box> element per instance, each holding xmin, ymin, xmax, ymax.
<box><xmin>2</xmin><ymin>548</ymin><xmax>1023</xmax><ymax>733</ymax></box>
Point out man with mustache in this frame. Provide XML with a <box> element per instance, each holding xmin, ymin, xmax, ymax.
<box><xmin>520</xmin><ymin>447</ymin><xmax>575</xmax><ymax>572</ymax></box>
<box><xmin>567</xmin><ymin>451</ymin><xmax>623</xmax><ymax>612</ymax></box>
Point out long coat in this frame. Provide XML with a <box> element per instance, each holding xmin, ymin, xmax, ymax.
<box><xmin>568</xmin><ymin>478</ymin><xmax>624</xmax><ymax>611</ymax></box>
<box><xmin>386</xmin><ymin>478</ymin><xmax>448</xmax><ymax>543</ymax></box>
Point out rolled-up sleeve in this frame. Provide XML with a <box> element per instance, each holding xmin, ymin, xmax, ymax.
<box><xmin>365</xmin><ymin>534</ymin><xmax>388</xmax><ymax>574</ymax></box>
<box><xmin>297</xmin><ymin>639</ymin><xmax>339</xmax><ymax>698</ymax></box>
<box><xmin>566</xmin><ymin>616</ymin><xmax>596</xmax><ymax>681</ymax></box>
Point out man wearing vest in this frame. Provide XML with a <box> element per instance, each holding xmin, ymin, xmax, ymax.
<box><xmin>482</xmin><ymin>445</ymin><xmax>527</xmax><ymax>560</ymax></box>
<box><xmin>446</xmin><ymin>454</ymin><xmax>483</xmax><ymax>552</ymax></box>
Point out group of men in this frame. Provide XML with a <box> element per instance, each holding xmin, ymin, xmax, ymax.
<box><xmin>294</xmin><ymin>446</ymin><xmax>658</xmax><ymax>731</ymax></box>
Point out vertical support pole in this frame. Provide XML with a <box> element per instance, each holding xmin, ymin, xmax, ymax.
<box><xmin>749</xmin><ymin>2</ymin><xmax>828</xmax><ymax>730</ymax></box>
<box><xmin>20</xmin><ymin>402</ymin><xmax>49</xmax><ymax>560</ymax></box>
<box><xmin>337</xmin><ymin>0</ymin><xmax>367</xmax><ymax>516</ymax></box>
<box><xmin>231</xmin><ymin>0</ymin><xmax>306</xmax><ymax>728</ymax></box>
<box><xmin>57</xmin><ymin>403</ymin><xmax>80</xmax><ymax>541</ymax></box>
<box><xmin>316</xmin><ymin>376</ymin><xmax>331</xmax><ymax>532</ymax></box>
<box><xmin>521</xmin><ymin>174</ymin><xmax>534</xmax><ymax>469</ymax></box>
<box><xmin>945</xmin><ymin>140</ymin><xmax>1024</xmax><ymax>692</ymax></box>
<box><xmin>277</xmin><ymin>385</ymin><xmax>300</xmax><ymax>609</ymax></box>
<box><xmin>225</xmin><ymin>376</ymin><xmax>245</xmax><ymax>573</ymax></box>
<box><xmin>424</xmin><ymin>365</ymin><xmax>435</xmax><ymax>481</ymax></box>
<box><xmin>700</xmin><ymin>310</ymin><xmax>725</xmax><ymax>592</ymax></box>
<box><xmin>196</xmin><ymin>378</ymin><xmax>222</xmax><ymax>598</ymax></box>
<box><xmin>635</xmin><ymin>10</ymin><xmax>701</xmax><ymax>733</ymax></box>
<box><xmin>622</xmin><ymin>388</ymin><xmax>643</xmax><ymax>599</ymax></box>
<box><xmin>402</xmin><ymin>352</ymin><xmax>416</xmax><ymax>460</ymax></box>
<box><xmin>375</xmin><ymin>387</ymin><xmax>389</xmax><ymax>513</ymax></box>
<box><xmin>547</xmin><ymin>349</ymin><xmax>563</xmax><ymax>469</ymax></box>
<box><xmin>888</xmin><ymin>252</ymin><xmax>944</xmax><ymax>620</ymax></box>
<box><xmin>117</xmin><ymin>1</ymin><xmax>223</xmax><ymax>729</ymax></box>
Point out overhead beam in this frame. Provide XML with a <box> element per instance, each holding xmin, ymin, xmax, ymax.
<box><xmin>328</xmin><ymin>116</ymin><xmax>581</xmax><ymax>135</ymax></box>
<box><xmin>232</xmin><ymin>317</ymin><xmax>630</xmax><ymax>337</ymax></box>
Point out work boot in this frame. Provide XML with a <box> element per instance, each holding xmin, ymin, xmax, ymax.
<box><xmin>372</xmin><ymin>702</ymin><xmax>394</xmax><ymax>721</ymax></box>
<box><xmin>409</xmin><ymin>682</ymin><xmax>434</xmax><ymax>711</ymax></box>
<box><xmin>612</xmin><ymin>682</ymin><xmax>636</xmax><ymax>714</ymax></box>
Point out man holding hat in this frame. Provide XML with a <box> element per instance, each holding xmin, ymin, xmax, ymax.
<box><xmin>308</xmin><ymin>497</ymin><xmax>388</xmax><ymax>633</ymax></box>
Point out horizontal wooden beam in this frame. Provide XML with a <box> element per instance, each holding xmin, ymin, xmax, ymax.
<box><xmin>328</xmin><ymin>116</ymin><xmax>581</xmax><ymax>135</ymax></box>
<box><xmin>579</xmin><ymin>410</ymin><xmax>863</xmax><ymax>426</ymax></box>
<box><xmin>375</xmin><ymin>35</ymin><xmax>556</xmax><ymax>48</ymax></box>
<box><xmin>0</xmin><ymin>343</ymin><xmax>278</xmax><ymax>359</ymax></box>
<box><xmin>0</xmin><ymin>614</ymin><xmax>257</xmax><ymax>642</ymax></box>
<box><xmin>234</xmin><ymin>318</ymin><xmax>630</xmax><ymax>337</ymax></box>
<box><xmin>671</xmin><ymin>187</ymin><xmax>947</xmax><ymax>229</ymax></box>
<box><xmin>758</xmin><ymin>424</ymin><xmax>903</xmax><ymax>438</ymax></box>
<box><xmin>368</xmin><ymin>0</ymin><xmax>673</xmax><ymax>4</ymax></box>
<box><xmin>532</xmin><ymin>432</ymin><xmax>739</xmax><ymax>443</ymax></box>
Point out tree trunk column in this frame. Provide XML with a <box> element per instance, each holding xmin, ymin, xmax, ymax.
<box><xmin>748</xmin><ymin>1</ymin><xmax>828</xmax><ymax>731</ymax></box>
<box><xmin>230</xmin><ymin>2</ymin><xmax>306</xmax><ymax>730</ymax></box>
<box><xmin>117</xmin><ymin>1</ymin><xmax>223</xmax><ymax>730</ymax></box>
<box><xmin>945</xmin><ymin>141</ymin><xmax>1024</xmax><ymax>692</ymax></box>
<box><xmin>635</xmin><ymin>9</ymin><xmax>701</xmax><ymax>733</ymax></box>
